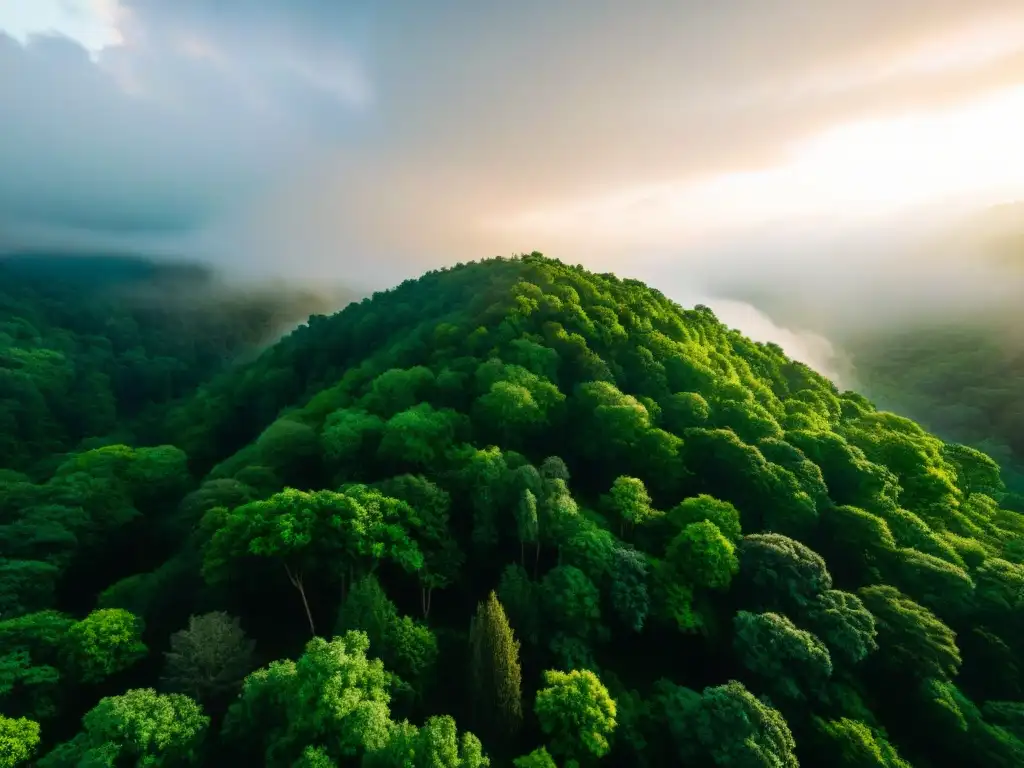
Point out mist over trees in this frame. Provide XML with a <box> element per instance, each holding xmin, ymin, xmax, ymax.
<box><xmin>2</xmin><ymin>252</ymin><xmax>1023</xmax><ymax>766</ymax></box>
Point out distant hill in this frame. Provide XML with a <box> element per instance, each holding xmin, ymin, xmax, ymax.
<box><xmin>0</xmin><ymin>252</ymin><xmax>358</xmax><ymax>473</ymax></box>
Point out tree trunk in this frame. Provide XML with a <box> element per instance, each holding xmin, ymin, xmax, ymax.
<box><xmin>533</xmin><ymin>541</ymin><xmax>540</xmax><ymax>579</ymax></box>
<box><xmin>419</xmin><ymin>586</ymin><xmax>435</xmax><ymax>619</ymax></box>
<box><xmin>520</xmin><ymin>540</ymin><xmax>525</xmax><ymax>567</ymax></box>
<box><xmin>285</xmin><ymin>564</ymin><xmax>316</xmax><ymax>636</ymax></box>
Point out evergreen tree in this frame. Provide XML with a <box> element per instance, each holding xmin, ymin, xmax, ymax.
<box><xmin>469</xmin><ymin>591</ymin><xmax>524</xmax><ymax>745</ymax></box>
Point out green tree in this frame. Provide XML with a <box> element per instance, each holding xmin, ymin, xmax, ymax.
<box><xmin>606</xmin><ymin>476</ymin><xmax>653</xmax><ymax>537</ymax></box>
<box><xmin>608</xmin><ymin>547</ymin><xmax>650</xmax><ymax>633</ymax></box>
<box><xmin>161</xmin><ymin>612</ymin><xmax>255</xmax><ymax>706</ymax></box>
<box><xmin>515</xmin><ymin>489</ymin><xmax>540</xmax><ymax>570</ymax></box>
<box><xmin>667</xmin><ymin>494</ymin><xmax>742</xmax><ymax>542</ymax></box>
<box><xmin>497</xmin><ymin>565</ymin><xmax>542</xmax><ymax>648</ymax></box>
<box><xmin>203</xmin><ymin>487</ymin><xmax>423</xmax><ymax>635</ymax></box>
<box><xmin>378</xmin><ymin>403</ymin><xmax>463</xmax><ymax>469</ymax></box>
<box><xmin>469</xmin><ymin>592</ymin><xmax>523</xmax><ymax>742</ymax></box>
<box><xmin>660</xmin><ymin>391</ymin><xmax>710</xmax><ymax>434</ymax></box>
<box><xmin>540</xmin><ymin>566</ymin><xmax>602</xmax><ymax>642</ymax></box>
<box><xmin>373</xmin><ymin>474</ymin><xmax>463</xmax><ymax>619</ymax></box>
<box><xmin>322</xmin><ymin>408</ymin><xmax>385</xmax><ymax>476</ymax></box>
<box><xmin>336</xmin><ymin>576</ymin><xmax>438</xmax><ymax>695</ymax></box>
<box><xmin>804</xmin><ymin>590</ymin><xmax>879</xmax><ymax>667</ymax></box>
<box><xmin>943</xmin><ymin>443</ymin><xmax>1004</xmax><ymax>497</ymax></box>
<box><xmin>534</xmin><ymin>669</ymin><xmax>617</xmax><ymax>765</ymax></box>
<box><xmin>62</xmin><ymin>609</ymin><xmax>147</xmax><ymax>684</ymax></box>
<box><xmin>858</xmin><ymin>584</ymin><xmax>961</xmax><ymax>681</ymax></box>
<box><xmin>665</xmin><ymin>520</ymin><xmax>738</xmax><ymax>590</ymax></box>
<box><xmin>737</xmin><ymin>532</ymin><xmax>832</xmax><ymax>614</ymax></box>
<box><xmin>364</xmin><ymin>715</ymin><xmax>490</xmax><ymax>767</ymax></box>
<box><xmin>656</xmin><ymin>679</ymin><xmax>797</xmax><ymax>767</ymax></box>
<box><xmin>732</xmin><ymin>610</ymin><xmax>833</xmax><ymax>703</ymax></box>
<box><xmin>38</xmin><ymin>689</ymin><xmax>209</xmax><ymax>767</ymax></box>
<box><xmin>812</xmin><ymin>716</ymin><xmax>911</xmax><ymax>768</ymax></box>
<box><xmin>223</xmin><ymin>632</ymin><xmax>392</xmax><ymax>767</ymax></box>
<box><xmin>513</xmin><ymin>747</ymin><xmax>558</xmax><ymax>767</ymax></box>
<box><xmin>0</xmin><ymin>715</ymin><xmax>39</xmax><ymax>768</ymax></box>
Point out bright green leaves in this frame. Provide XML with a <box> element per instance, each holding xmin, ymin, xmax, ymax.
<box><xmin>573</xmin><ymin>381</ymin><xmax>650</xmax><ymax>460</ymax></box>
<box><xmin>225</xmin><ymin>630</ymin><xmax>489</xmax><ymax>768</ymax></box>
<box><xmin>665</xmin><ymin>521</ymin><xmax>738</xmax><ymax>591</ymax></box>
<box><xmin>667</xmin><ymin>495</ymin><xmax>742</xmax><ymax>543</ymax></box>
<box><xmin>605</xmin><ymin>476</ymin><xmax>654</xmax><ymax>537</ymax></box>
<box><xmin>710</xmin><ymin>398</ymin><xmax>783</xmax><ymax>444</ymax></box>
<box><xmin>943</xmin><ymin>443</ymin><xmax>1005</xmax><ymax>498</ymax></box>
<box><xmin>405</xmin><ymin>715</ymin><xmax>490</xmax><ymax>768</ymax></box>
<box><xmin>202</xmin><ymin>487</ymin><xmax>423</xmax><ymax>635</ymax></box>
<box><xmin>224</xmin><ymin>632</ymin><xmax>392</xmax><ymax>767</ymax></box>
<box><xmin>336</xmin><ymin>576</ymin><xmax>438</xmax><ymax>696</ymax></box>
<box><xmin>52</xmin><ymin>443</ymin><xmax>191</xmax><ymax>519</ymax></box>
<box><xmin>512</xmin><ymin>746</ymin><xmax>558</xmax><ymax>768</ymax></box>
<box><xmin>364</xmin><ymin>715</ymin><xmax>490</xmax><ymax>768</ymax></box>
<box><xmin>812</xmin><ymin>716</ymin><xmax>911</xmax><ymax>768</ymax></box>
<box><xmin>0</xmin><ymin>715</ymin><xmax>40</xmax><ymax>768</ymax></box>
<box><xmin>38</xmin><ymin>689</ymin><xmax>209</xmax><ymax>768</ymax></box>
<box><xmin>534</xmin><ymin>669</ymin><xmax>617</xmax><ymax>763</ymax></box>
<box><xmin>843</xmin><ymin>411</ymin><xmax>961</xmax><ymax>523</ymax></box>
<box><xmin>650</xmin><ymin>515</ymin><xmax>738</xmax><ymax>634</ymax></box>
<box><xmin>515</xmin><ymin>489</ymin><xmax>540</xmax><ymax>565</ymax></box>
<box><xmin>378</xmin><ymin>403</ymin><xmax>464</xmax><ymax>469</ymax></box>
<box><xmin>681</xmin><ymin>428</ymin><xmax>817</xmax><ymax>535</ymax></box>
<box><xmin>473</xmin><ymin>359</ymin><xmax>565</xmax><ymax>444</ymax></box>
<box><xmin>885</xmin><ymin>547</ymin><xmax>975</xmax><ymax>621</ymax></box>
<box><xmin>63</xmin><ymin>609</ymin><xmax>147</xmax><ymax>685</ymax></box>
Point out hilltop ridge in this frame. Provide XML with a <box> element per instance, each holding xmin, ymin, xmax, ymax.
<box><xmin>3</xmin><ymin>253</ymin><xmax>1023</xmax><ymax>767</ymax></box>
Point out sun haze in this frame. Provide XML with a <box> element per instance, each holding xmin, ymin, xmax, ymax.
<box><xmin>2</xmin><ymin>1</ymin><xmax>1023</xmax><ymax>330</ymax></box>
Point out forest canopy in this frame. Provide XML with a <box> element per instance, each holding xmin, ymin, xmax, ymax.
<box><xmin>2</xmin><ymin>252</ymin><xmax>1022</xmax><ymax>766</ymax></box>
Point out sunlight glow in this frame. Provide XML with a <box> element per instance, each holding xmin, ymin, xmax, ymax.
<box><xmin>491</xmin><ymin>84</ymin><xmax>1024</xmax><ymax>245</ymax></box>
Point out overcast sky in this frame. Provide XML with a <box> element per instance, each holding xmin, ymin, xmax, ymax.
<box><xmin>3</xmin><ymin>1</ymin><xmax>1024</xmax><ymax>377</ymax></box>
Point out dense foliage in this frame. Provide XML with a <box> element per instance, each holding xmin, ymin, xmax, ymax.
<box><xmin>0</xmin><ymin>253</ymin><xmax>338</xmax><ymax>475</ymax></box>
<box><xmin>3</xmin><ymin>252</ymin><xmax>1023</xmax><ymax>766</ymax></box>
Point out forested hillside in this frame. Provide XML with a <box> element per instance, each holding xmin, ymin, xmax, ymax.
<box><xmin>3</xmin><ymin>253</ymin><xmax>1023</xmax><ymax>767</ymax></box>
<box><xmin>0</xmin><ymin>254</ymin><xmax>340</xmax><ymax>476</ymax></box>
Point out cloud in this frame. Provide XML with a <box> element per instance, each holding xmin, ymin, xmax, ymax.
<box><xmin>3</xmin><ymin>0</ymin><xmax>1024</xmax><ymax>372</ymax></box>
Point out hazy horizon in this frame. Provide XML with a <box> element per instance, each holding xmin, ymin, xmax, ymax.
<box><xmin>3</xmin><ymin>1</ymin><xmax>1024</xmax><ymax>383</ymax></box>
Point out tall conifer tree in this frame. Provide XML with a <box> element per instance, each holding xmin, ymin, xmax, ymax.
<box><xmin>469</xmin><ymin>591</ymin><xmax>524</xmax><ymax>744</ymax></box>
